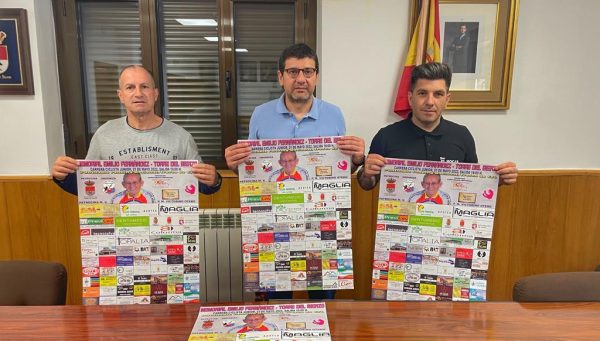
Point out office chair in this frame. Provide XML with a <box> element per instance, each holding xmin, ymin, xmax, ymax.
<box><xmin>513</xmin><ymin>272</ymin><xmax>600</xmax><ymax>302</ymax></box>
<box><xmin>0</xmin><ymin>260</ymin><xmax>68</xmax><ymax>305</ymax></box>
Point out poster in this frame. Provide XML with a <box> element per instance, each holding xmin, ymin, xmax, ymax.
<box><xmin>238</xmin><ymin>137</ymin><xmax>354</xmax><ymax>292</ymax></box>
<box><xmin>77</xmin><ymin>160</ymin><xmax>201</xmax><ymax>305</ymax></box>
<box><xmin>189</xmin><ymin>303</ymin><xmax>331</xmax><ymax>341</ymax></box>
<box><xmin>371</xmin><ymin>159</ymin><xmax>499</xmax><ymax>301</ymax></box>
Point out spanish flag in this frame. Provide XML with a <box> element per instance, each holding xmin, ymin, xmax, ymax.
<box><xmin>393</xmin><ymin>0</ymin><xmax>441</xmax><ymax>118</ymax></box>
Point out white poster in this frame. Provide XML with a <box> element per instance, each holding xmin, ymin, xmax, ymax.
<box><xmin>371</xmin><ymin>158</ymin><xmax>498</xmax><ymax>301</ymax></box>
<box><xmin>77</xmin><ymin>160</ymin><xmax>200</xmax><ymax>305</ymax></box>
<box><xmin>189</xmin><ymin>303</ymin><xmax>331</xmax><ymax>341</ymax></box>
<box><xmin>237</xmin><ymin>137</ymin><xmax>354</xmax><ymax>292</ymax></box>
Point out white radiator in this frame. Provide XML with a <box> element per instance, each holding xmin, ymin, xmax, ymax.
<box><xmin>198</xmin><ymin>208</ymin><xmax>254</xmax><ymax>303</ymax></box>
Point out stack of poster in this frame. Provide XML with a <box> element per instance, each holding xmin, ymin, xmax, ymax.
<box><xmin>238</xmin><ymin>137</ymin><xmax>354</xmax><ymax>292</ymax></box>
<box><xmin>189</xmin><ymin>303</ymin><xmax>331</xmax><ymax>341</ymax></box>
<box><xmin>77</xmin><ymin>160</ymin><xmax>201</xmax><ymax>305</ymax></box>
<box><xmin>371</xmin><ymin>159</ymin><xmax>499</xmax><ymax>301</ymax></box>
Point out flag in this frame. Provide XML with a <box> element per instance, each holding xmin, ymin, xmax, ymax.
<box><xmin>393</xmin><ymin>0</ymin><xmax>441</xmax><ymax>118</ymax></box>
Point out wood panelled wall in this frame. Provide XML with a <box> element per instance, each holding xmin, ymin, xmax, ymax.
<box><xmin>1</xmin><ymin>171</ymin><xmax>599</xmax><ymax>305</ymax></box>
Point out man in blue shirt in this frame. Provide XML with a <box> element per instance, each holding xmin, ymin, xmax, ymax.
<box><xmin>226</xmin><ymin>43</ymin><xmax>365</xmax><ymax>300</ymax></box>
<box><xmin>226</xmin><ymin>44</ymin><xmax>364</xmax><ymax>169</ymax></box>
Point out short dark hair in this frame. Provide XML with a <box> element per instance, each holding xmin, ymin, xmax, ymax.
<box><xmin>410</xmin><ymin>62</ymin><xmax>452</xmax><ymax>91</ymax></box>
<box><xmin>278</xmin><ymin>43</ymin><xmax>319</xmax><ymax>73</ymax></box>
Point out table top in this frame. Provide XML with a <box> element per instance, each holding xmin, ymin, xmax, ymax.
<box><xmin>2</xmin><ymin>301</ymin><xmax>600</xmax><ymax>340</ymax></box>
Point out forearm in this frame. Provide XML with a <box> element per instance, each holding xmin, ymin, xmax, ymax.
<box><xmin>52</xmin><ymin>172</ymin><xmax>78</xmax><ymax>195</ymax></box>
<box><xmin>350</xmin><ymin>159</ymin><xmax>362</xmax><ymax>174</ymax></box>
<box><xmin>199</xmin><ymin>173</ymin><xmax>222</xmax><ymax>195</ymax></box>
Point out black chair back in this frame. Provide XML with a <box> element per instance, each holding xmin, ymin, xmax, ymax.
<box><xmin>0</xmin><ymin>260</ymin><xmax>67</xmax><ymax>305</ymax></box>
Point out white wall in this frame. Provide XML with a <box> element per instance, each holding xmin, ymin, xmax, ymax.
<box><xmin>0</xmin><ymin>0</ymin><xmax>63</xmax><ymax>175</ymax></box>
<box><xmin>1</xmin><ymin>0</ymin><xmax>598</xmax><ymax>174</ymax></box>
<box><xmin>319</xmin><ymin>0</ymin><xmax>600</xmax><ymax>169</ymax></box>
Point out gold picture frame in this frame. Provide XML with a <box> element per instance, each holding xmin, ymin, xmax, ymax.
<box><xmin>411</xmin><ymin>0</ymin><xmax>519</xmax><ymax>110</ymax></box>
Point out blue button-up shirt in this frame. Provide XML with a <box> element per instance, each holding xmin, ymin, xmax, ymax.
<box><xmin>248</xmin><ymin>94</ymin><xmax>346</xmax><ymax>139</ymax></box>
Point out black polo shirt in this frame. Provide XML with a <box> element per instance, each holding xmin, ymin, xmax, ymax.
<box><xmin>368</xmin><ymin>113</ymin><xmax>478</xmax><ymax>163</ymax></box>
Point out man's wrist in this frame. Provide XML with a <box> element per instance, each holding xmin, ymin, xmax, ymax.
<box><xmin>357</xmin><ymin>167</ymin><xmax>368</xmax><ymax>188</ymax></box>
<box><xmin>211</xmin><ymin>173</ymin><xmax>222</xmax><ymax>188</ymax></box>
<box><xmin>357</xmin><ymin>166</ymin><xmax>378</xmax><ymax>190</ymax></box>
<box><xmin>352</xmin><ymin>154</ymin><xmax>365</xmax><ymax>167</ymax></box>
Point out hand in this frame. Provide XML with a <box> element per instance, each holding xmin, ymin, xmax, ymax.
<box><xmin>52</xmin><ymin>156</ymin><xmax>78</xmax><ymax>180</ymax></box>
<box><xmin>192</xmin><ymin>163</ymin><xmax>218</xmax><ymax>187</ymax></box>
<box><xmin>495</xmin><ymin>161</ymin><xmax>518</xmax><ymax>186</ymax></box>
<box><xmin>337</xmin><ymin>136</ymin><xmax>365</xmax><ymax>165</ymax></box>
<box><xmin>362</xmin><ymin>153</ymin><xmax>386</xmax><ymax>177</ymax></box>
<box><xmin>224</xmin><ymin>142</ymin><xmax>251</xmax><ymax>171</ymax></box>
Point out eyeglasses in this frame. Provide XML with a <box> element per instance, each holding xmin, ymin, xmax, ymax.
<box><xmin>283</xmin><ymin>68</ymin><xmax>317</xmax><ymax>78</ymax></box>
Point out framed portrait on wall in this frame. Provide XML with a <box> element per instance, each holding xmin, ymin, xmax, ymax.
<box><xmin>0</xmin><ymin>8</ymin><xmax>34</xmax><ymax>95</ymax></box>
<box><xmin>411</xmin><ymin>0</ymin><xmax>519</xmax><ymax>110</ymax></box>
<box><xmin>439</xmin><ymin>3</ymin><xmax>498</xmax><ymax>93</ymax></box>
<box><xmin>442</xmin><ymin>21</ymin><xmax>479</xmax><ymax>75</ymax></box>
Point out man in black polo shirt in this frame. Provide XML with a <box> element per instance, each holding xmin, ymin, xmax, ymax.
<box><xmin>358</xmin><ymin>62</ymin><xmax>517</xmax><ymax>191</ymax></box>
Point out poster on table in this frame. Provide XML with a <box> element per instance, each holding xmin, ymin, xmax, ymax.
<box><xmin>371</xmin><ymin>158</ymin><xmax>499</xmax><ymax>301</ymax></box>
<box><xmin>237</xmin><ymin>136</ymin><xmax>354</xmax><ymax>293</ymax></box>
<box><xmin>189</xmin><ymin>303</ymin><xmax>331</xmax><ymax>341</ymax></box>
<box><xmin>77</xmin><ymin>159</ymin><xmax>201</xmax><ymax>305</ymax></box>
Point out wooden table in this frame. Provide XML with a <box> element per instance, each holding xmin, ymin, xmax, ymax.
<box><xmin>1</xmin><ymin>301</ymin><xmax>600</xmax><ymax>340</ymax></box>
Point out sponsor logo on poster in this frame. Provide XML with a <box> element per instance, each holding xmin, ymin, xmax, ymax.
<box><xmin>82</xmin><ymin>267</ymin><xmax>99</xmax><ymax>277</ymax></box>
<box><xmin>84</xmin><ymin>180</ymin><xmax>96</xmax><ymax>196</ymax></box>
<box><xmin>120</xmin><ymin>204</ymin><xmax>158</xmax><ymax>216</ymax></box>
<box><xmin>458</xmin><ymin>192</ymin><xmax>477</xmax><ymax>204</ymax></box>
<box><xmin>482</xmin><ymin>189</ymin><xmax>495</xmax><ymax>199</ymax></box>
<box><xmin>244</xmin><ymin>160</ymin><xmax>255</xmax><ymax>175</ymax></box>
<box><xmin>158</xmin><ymin>204</ymin><xmax>199</xmax><ymax>215</ymax></box>
<box><xmin>161</xmin><ymin>189</ymin><xmax>179</xmax><ymax>201</ymax></box>
<box><xmin>103</xmin><ymin>181</ymin><xmax>115</xmax><ymax>194</ymax></box>
<box><xmin>277</xmin><ymin>181</ymin><xmax>313</xmax><ymax>194</ymax></box>
<box><xmin>261</xmin><ymin>160</ymin><xmax>273</xmax><ymax>172</ymax></box>
<box><xmin>453</xmin><ymin>207</ymin><xmax>494</xmax><ymax>219</ymax></box>
<box><xmin>403</xmin><ymin>179</ymin><xmax>414</xmax><ymax>192</ymax></box>
<box><xmin>385</xmin><ymin>177</ymin><xmax>397</xmax><ymax>193</ymax></box>
<box><xmin>336</xmin><ymin>160</ymin><xmax>348</xmax><ymax>170</ymax></box>
<box><xmin>242</xmin><ymin>243</ymin><xmax>258</xmax><ymax>253</ymax></box>
<box><xmin>373</xmin><ymin>260</ymin><xmax>388</xmax><ymax>270</ymax></box>
<box><xmin>184</xmin><ymin>184</ymin><xmax>196</xmax><ymax>195</ymax></box>
<box><xmin>315</xmin><ymin>166</ymin><xmax>332</xmax><ymax>176</ymax></box>
<box><xmin>312</xmin><ymin>180</ymin><xmax>350</xmax><ymax>191</ymax></box>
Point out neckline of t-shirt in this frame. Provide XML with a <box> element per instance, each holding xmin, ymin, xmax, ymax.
<box><xmin>126</xmin><ymin>116</ymin><xmax>165</xmax><ymax>132</ymax></box>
